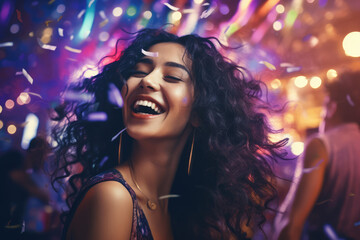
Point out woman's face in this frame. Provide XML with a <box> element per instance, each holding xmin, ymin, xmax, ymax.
<box><xmin>122</xmin><ymin>42</ymin><xmax>194</xmax><ymax>141</ymax></box>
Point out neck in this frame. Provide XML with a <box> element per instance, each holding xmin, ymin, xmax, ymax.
<box><xmin>129</xmin><ymin>129</ymin><xmax>192</xmax><ymax>201</ymax></box>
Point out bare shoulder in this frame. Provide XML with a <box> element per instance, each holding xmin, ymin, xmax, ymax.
<box><xmin>304</xmin><ymin>137</ymin><xmax>328</xmax><ymax>167</ymax></box>
<box><xmin>67</xmin><ymin>181</ymin><xmax>133</xmax><ymax>240</ymax></box>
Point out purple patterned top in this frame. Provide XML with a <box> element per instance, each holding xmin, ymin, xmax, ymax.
<box><xmin>62</xmin><ymin>169</ymin><xmax>153</xmax><ymax>240</ymax></box>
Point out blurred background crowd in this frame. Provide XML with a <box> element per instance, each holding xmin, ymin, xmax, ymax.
<box><xmin>0</xmin><ymin>0</ymin><xmax>359</xmax><ymax>239</ymax></box>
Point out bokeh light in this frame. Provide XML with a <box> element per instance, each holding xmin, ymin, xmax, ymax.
<box><xmin>294</xmin><ymin>76</ymin><xmax>308</xmax><ymax>88</ymax></box>
<box><xmin>143</xmin><ymin>11</ymin><xmax>152</xmax><ymax>20</ymax></box>
<box><xmin>270</xmin><ymin>79</ymin><xmax>282</xmax><ymax>89</ymax></box>
<box><xmin>10</xmin><ymin>24</ymin><xmax>20</xmax><ymax>34</ymax></box>
<box><xmin>17</xmin><ymin>92</ymin><xmax>31</xmax><ymax>105</ymax></box>
<box><xmin>310</xmin><ymin>76</ymin><xmax>322</xmax><ymax>89</ymax></box>
<box><xmin>7</xmin><ymin>124</ymin><xmax>17</xmax><ymax>134</ymax></box>
<box><xmin>0</xmin><ymin>120</ymin><xmax>3</xmax><ymax>129</ymax></box>
<box><xmin>326</xmin><ymin>69</ymin><xmax>338</xmax><ymax>81</ymax></box>
<box><xmin>343</xmin><ymin>31</ymin><xmax>360</xmax><ymax>57</ymax></box>
<box><xmin>171</xmin><ymin>11</ymin><xmax>182</xmax><ymax>22</ymax></box>
<box><xmin>276</xmin><ymin>4</ymin><xmax>285</xmax><ymax>14</ymax></box>
<box><xmin>194</xmin><ymin>0</ymin><xmax>204</xmax><ymax>4</ymax></box>
<box><xmin>5</xmin><ymin>99</ymin><xmax>15</xmax><ymax>109</ymax></box>
<box><xmin>273</xmin><ymin>21</ymin><xmax>283</xmax><ymax>31</ymax></box>
<box><xmin>112</xmin><ymin>7</ymin><xmax>123</xmax><ymax>17</ymax></box>
<box><xmin>220</xmin><ymin>4</ymin><xmax>230</xmax><ymax>15</ymax></box>
<box><xmin>56</xmin><ymin>4</ymin><xmax>66</xmax><ymax>14</ymax></box>
<box><xmin>99</xmin><ymin>31</ymin><xmax>110</xmax><ymax>42</ymax></box>
<box><xmin>40</xmin><ymin>27</ymin><xmax>53</xmax><ymax>44</ymax></box>
<box><xmin>127</xmin><ymin>6</ymin><xmax>137</xmax><ymax>17</ymax></box>
<box><xmin>0</xmin><ymin>105</ymin><xmax>2</xmax><ymax>114</ymax></box>
<box><xmin>291</xmin><ymin>141</ymin><xmax>304</xmax><ymax>155</ymax></box>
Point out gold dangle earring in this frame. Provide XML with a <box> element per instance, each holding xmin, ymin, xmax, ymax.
<box><xmin>117</xmin><ymin>128</ymin><xmax>127</xmax><ymax>165</ymax></box>
<box><xmin>187</xmin><ymin>130</ymin><xmax>195</xmax><ymax>176</ymax></box>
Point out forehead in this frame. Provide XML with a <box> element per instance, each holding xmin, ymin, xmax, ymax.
<box><xmin>146</xmin><ymin>42</ymin><xmax>191</xmax><ymax>66</ymax></box>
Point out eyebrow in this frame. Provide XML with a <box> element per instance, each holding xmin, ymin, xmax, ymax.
<box><xmin>137</xmin><ymin>58</ymin><xmax>191</xmax><ymax>77</ymax></box>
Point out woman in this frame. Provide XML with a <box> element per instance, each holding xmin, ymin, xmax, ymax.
<box><xmin>51</xmin><ymin>28</ymin><xmax>286</xmax><ymax>240</ymax></box>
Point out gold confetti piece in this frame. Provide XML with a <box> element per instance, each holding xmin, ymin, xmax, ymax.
<box><xmin>0</xmin><ymin>42</ymin><xmax>14</xmax><ymax>47</ymax></box>
<box><xmin>64</xmin><ymin>46</ymin><xmax>82</xmax><ymax>53</ymax></box>
<box><xmin>164</xmin><ymin>3</ymin><xmax>180</xmax><ymax>11</ymax></box>
<box><xmin>57</xmin><ymin>15</ymin><xmax>63</xmax><ymax>22</ymax></box>
<box><xmin>16</xmin><ymin>9</ymin><xmax>23</xmax><ymax>23</ymax></box>
<box><xmin>99</xmin><ymin>19</ymin><xmax>109</xmax><ymax>28</ymax></box>
<box><xmin>48</xmin><ymin>0</ymin><xmax>55</xmax><ymax>4</ymax></box>
<box><xmin>183</xmin><ymin>9</ymin><xmax>195</xmax><ymax>14</ymax></box>
<box><xmin>141</xmin><ymin>49</ymin><xmax>159</xmax><ymax>57</ymax></box>
<box><xmin>26</xmin><ymin>92</ymin><xmax>43</xmax><ymax>99</ymax></box>
<box><xmin>45</xmin><ymin>20</ymin><xmax>53</xmax><ymax>26</ymax></box>
<box><xmin>259</xmin><ymin>61</ymin><xmax>276</xmax><ymax>71</ymax></box>
<box><xmin>22</xmin><ymin>68</ymin><xmax>33</xmax><ymax>84</ymax></box>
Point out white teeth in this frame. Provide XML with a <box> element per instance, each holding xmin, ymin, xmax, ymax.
<box><xmin>134</xmin><ymin>99</ymin><xmax>162</xmax><ymax>114</ymax></box>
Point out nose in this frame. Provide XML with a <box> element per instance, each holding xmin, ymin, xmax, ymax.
<box><xmin>139</xmin><ymin>70</ymin><xmax>161</xmax><ymax>91</ymax></box>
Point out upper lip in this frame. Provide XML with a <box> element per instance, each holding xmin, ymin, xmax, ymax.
<box><xmin>130</xmin><ymin>95</ymin><xmax>166</xmax><ymax>113</ymax></box>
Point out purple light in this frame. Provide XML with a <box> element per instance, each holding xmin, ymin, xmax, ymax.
<box><xmin>1</xmin><ymin>1</ymin><xmax>11</xmax><ymax>23</ymax></box>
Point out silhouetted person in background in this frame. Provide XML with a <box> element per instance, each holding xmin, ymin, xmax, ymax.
<box><xmin>0</xmin><ymin>137</ymin><xmax>50</xmax><ymax>240</ymax></box>
<box><xmin>275</xmin><ymin>71</ymin><xmax>360</xmax><ymax>240</ymax></box>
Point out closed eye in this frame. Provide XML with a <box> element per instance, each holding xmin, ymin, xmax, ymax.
<box><xmin>130</xmin><ymin>71</ymin><xmax>148</xmax><ymax>78</ymax></box>
<box><xmin>164</xmin><ymin>75</ymin><xmax>182</xmax><ymax>82</ymax></box>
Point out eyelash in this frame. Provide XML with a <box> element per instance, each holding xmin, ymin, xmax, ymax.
<box><xmin>130</xmin><ymin>71</ymin><xmax>182</xmax><ymax>82</ymax></box>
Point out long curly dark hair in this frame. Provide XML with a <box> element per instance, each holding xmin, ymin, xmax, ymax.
<box><xmin>51</xmin><ymin>28</ymin><xmax>287</xmax><ymax>239</ymax></box>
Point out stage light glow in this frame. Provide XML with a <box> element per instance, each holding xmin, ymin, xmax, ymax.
<box><xmin>294</xmin><ymin>76</ymin><xmax>308</xmax><ymax>88</ymax></box>
<box><xmin>21</xmin><ymin>113</ymin><xmax>39</xmax><ymax>149</ymax></box>
<box><xmin>276</xmin><ymin>4</ymin><xmax>285</xmax><ymax>14</ymax></box>
<box><xmin>77</xmin><ymin>0</ymin><xmax>95</xmax><ymax>42</ymax></box>
<box><xmin>0</xmin><ymin>105</ymin><xmax>2</xmax><ymax>114</ymax></box>
<box><xmin>112</xmin><ymin>7</ymin><xmax>123</xmax><ymax>17</ymax></box>
<box><xmin>127</xmin><ymin>6</ymin><xmax>137</xmax><ymax>16</ymax></box>
<box><xmin>326</xmin><ymin>69</ymin><xmax>337</xmax><ymax>81</ymax></box>
<box><xmin>310</xmin><ymin>76</ymin><xmax>322</xmax><ymax>89</ymax></box>
<box><xmin>291</xmin><ymin>141</ymin><xmax>304</xmax><ymax>156</ymax></box>
<box><xmin>0</xmin><ymin>120</ymin><xmax>3</xmax><ymax>129</ymax></box>
<box><xmin>270</xmin><ymin>79</ymin><xmax>282</xmax><ymax>89</ymax></box>
<box><xmin>5</xmin><ymin>99</ymin><xmax>14</xmax><ymax>109</ymax></box>
<box><xmin>343</xmin><ymin>31</ymin><xmax>360</xmax><ymax>57</ymax></box>
<box><xmin>83</xmin><ymin>66</ymin><xmax>99</xmax><ymax>78</ymax></box>
<box><xmin>143</xmin><ymin>11</ymin><xmax>152</xmax><ymax>19</ymax></box>
<box><xmin>171</xmin><ymin>11</ymin><xmax>182</xmax><ymax>22</ymax></box>
<box><xmin>273</xmin><ymin>21</ymin><xmax>283</xmax><ymax>31</ymax></box>
<box><xmin>7</xmin><ymin>124</ymin><xmax>16</xmax><ymax>134</ymax></box>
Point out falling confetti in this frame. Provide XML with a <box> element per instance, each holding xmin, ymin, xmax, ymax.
<box><xmin>158</xmin><ymin>194</ymin><xmax>180</xmax><ymax>200</ymax></box>
<box><xmin>57</xmin><ymin>15</ymin><xmax>63</xmax><ymax>22</ymax></box>
<box><xmin>346</xmin><ymin>94</ymin><xmax>355</xmax><ymax>106</ymax></box>
<box><xmin>182</xmin><ymin>9</ymin><xmax>195</xmax><ymax>14</ymax></box>
<box><xmin>99</xmin><ymin>10</ymin><xmax>106</xmax><ymax>19</ymax></box>
<box><xmin>26</xmin><ymin>92</ymin><xmax>43</xmax><ymax>99</ymax></box>
<box><xmin>63</xmin><ymin>91</ymin><xmax>94</xmax><ymax>102</ymax></box>
<box><xmin>16</xmin><ymin>9</ymin><xmax>23</xmax><ymax>23</ymax></box>
<box><xmin>202</xmin><ymin>3</ymin><xmax>210</xmax><ymax>6</ymax></box>
<box><xmin>286</xmin><ymin>66</ymin><xmax>302</xmax><ymax>73</ymax></box>
<box><xmin>20</xmin><ymin>121</ymin><xmax>29</xmax><ymax>127</ymax></box>
<box><xmin>65</xmin><ymin>46</ymin><xmax>82</xmax><ymax>53</ymax></box>
<box><xmin>259</xmin><ymin>60</ymin><xmax>276</xmax><ymax>71</ymax></box>
<box><xmin>77</xmin><ymin>9</ymin><xmax>86</xmax><ymax>19</ymax></box>
<box><xmin>45</xmin><ymin>20</ymin><xmax>53</xmax><ymax>26</ymax></box>
<box><xmin>58</xmin><ymin>28</ymin><xmax>64</xmax><ymax>37</ymax></box>
<box><xmin>108</xmin><ymin>83</ymin><xmax>123</xmax><ymax>108</ymax></box>
<box><xmin>88</xmin><ymin>0</ymin><xmax>95</xmax><ymax>8</ymax></box>
<box><xmin>111</xmin><ymin>127</ymin><xmax>127</xmax><ymax>141</ymax></box>
<box><xmin>303</xmin><ymin>159</ymin><xmax>324</xmax><ymax>173</ymax></box>
<box><xmin>141</xmin><ymin>49</ymin><xmax>159</xmax><ymax>57</ymax></box>
<box><xmin>99</xmin><ymin>156</ymin><xmax>109</xmax><ymax>167</ymax></box>
<box><xmin>99</xmin><ymin>19</ymin><xmax>109</xmax><ymax>28</ymax></box>
<box><xmin>87</xmin><ymin>112</ymin><xmax>108</xmax><ymax>121</ymax></box>
<box><xmin>0</xmin><ymin>42</ymin><xmax>14</xmax><ymax>47</ymax></box>
<box><xmin>200</xmin><ymin>7</ymin><xmax>216</xmax><ymax>19</ymax></box>
<box><xmin>41</xmin><ymin>44</ymin><xmax>57</xmax><ymax>51</ymax></box>
<box><xmin>164</xmin><ymin>3</ymin><xmax>180</xmax><ymax>11</ymax></box>
<box><xmin>48</xmin><ymin>0</ymin><xmax>55</xmax><ymax>4</ymax></box>
<box><xmin>323</xmin><ymin>224</ymin><xmax>340</xmax><ymax>240</ymax></box>
<box><xmin>22</xmin><ymin>68</ymin><xmax>34</xmax><ymax>84</ymax></box>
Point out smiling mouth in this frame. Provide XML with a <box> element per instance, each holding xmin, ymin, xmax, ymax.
<box><xmin>132</xmin><ymin>99</ymin><xmax>165</xmax><ymax>115</ymax></box>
